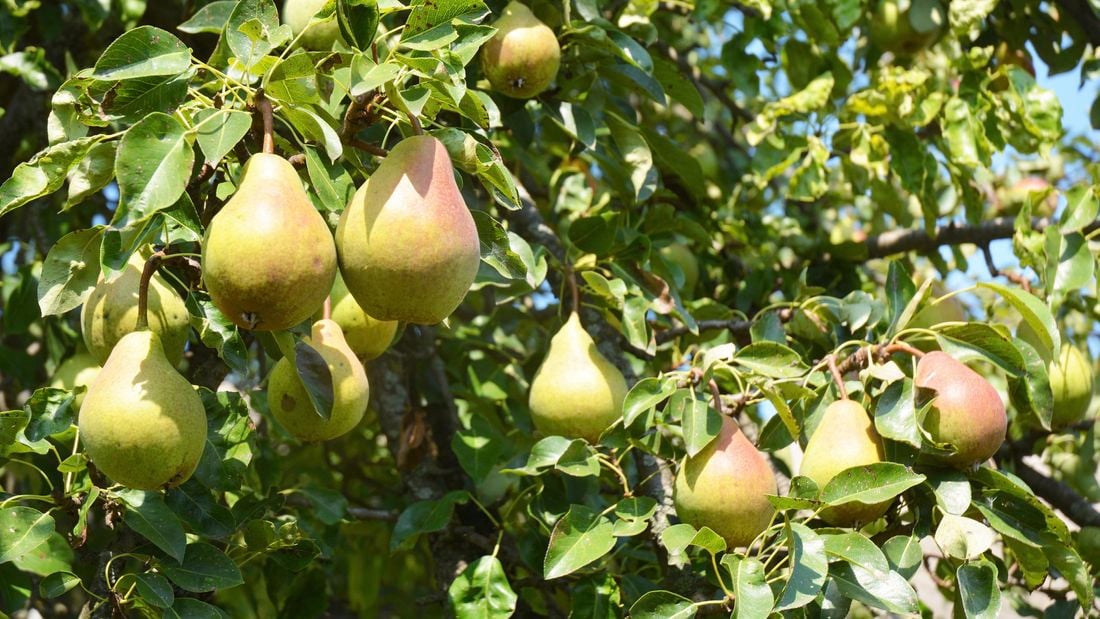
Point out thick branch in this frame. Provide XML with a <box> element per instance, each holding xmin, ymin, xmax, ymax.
<box><xmin>863</xmin><ymin>217</ymin><xmax>1100</xmax><ymax>259</ymax></box>
<box><xmin>1009</xmin><ymin>456</ymin><xmax>1100</xmax><ymax>528</ymax></box>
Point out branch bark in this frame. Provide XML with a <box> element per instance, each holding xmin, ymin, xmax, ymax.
<box><xmin>862</xmin><ymin>216</ymin><xmax>1100</xmax><ymax>260</ymax></box>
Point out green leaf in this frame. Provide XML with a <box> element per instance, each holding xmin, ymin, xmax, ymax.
<box><xmin>178</xmin><ymin>1</ymin><xmax>237</xmax><ymax>34</ymax></box>
<box><xmin>723</xmin><ymin>556</ymin><xmax>774</xmax><ymax>618</ymax></box>
<box><xmin>193</xmin><ymin>109</ymin><xmax>252</xmax><ymax>165</ymax></box>
<box><xmin>37</xmin><ymin>226</ymin><xmax>102</xmax><ymax>317</ymax></box>
<box><xmin>504</xmin><ymin>436</ymin><xmax>597</xmax><ymax>477</ymax></box>
<box><xmin>732</xmin><ymin>342</ymin><xmax>808</xmax><ymax>379</ymax></box>
<box><xmin>955</xmin><ymin>560</ymin><xmax>1001</xmax><ymax>619</ymax></box>
<box><xmin>976</xmin><ymin>282</ymin><xmax>1058</xmax><ymax>357</ymax></box>
<box><xmin>130</xmin><ymin>572</ymin><xmax>174</xmax><ymax>608</ymax></box>
<box><xmin>935</xmin><ymin>514</ymin><xmax>994</xmax><ymax>561</ymax></box>
<box><xmin>775</xmin><ymin>523</ymin><xmax>828</xmax><ymax>610</ymax></box>
<box><xmin>337</xmin><ymin>0</ymin><xmax>381</xmax><ymax>50</ymax></box>
<box><xmin>448</xmin><ymin>555</ymin><xmax>517</xmax><ymax>619</ymax></box>
<box><xmin>1049</xmin><ymin>231</ymin><xmax>1094</xmax><ymax>297</ymax></box>
<box><xmin>873</xmin><ymin>379</ymin><xmax>922</xmax><ymax>448</ymax></box>
<box><xmin>225</xmin><ymin>3</ymin><xmax>289</xmax><ymax>70</ymax></box>
<box><xmin>830</xmin><ymin>562</ymin><xmax>918</xmax><ymax>615</ymax></box>
<box><xmin>0</xmin><ymin>507</ymin><xmax>55</xmax><ymax>564</ymax></box>
<box><xmin>622</xmin><ymin>377</ymin><xmax>676</xmax><ymax>426</ymax></box>
<box><xmin>163</xmin><ymin>597</ymin><xmax>230</xmax><ymax>618</ymax></box>
<box><xmin>22</xmin><ymin>387</ymin><xmax>76</xmax><ymax>441</ymax></box>
<box><xmin>115</xmin><ymin>112</ymin><xmax>193</xmax><ymax>223</ymax></box>
<box><xmin>651</xmin><ymin>56</ymin><xmax>704</xmax><ymax>118</ymax></box>
<box><xmin>934</xmin><ymin>323</ymin><xmax>1025</xmax><ymax>376</ymax></box>
<box><xmin>92</xmin><ymin>26</ymin><xmax>191</xmax><ymax>81</ymax></box>
<box><xmin>0</xmin><ymin>136</ymin><xmax>103</xmax><ymax>216</ymax></box>
<box><xmin>1060</xmin><ymin>185</ymin><xmax>1098</xmax><ymax>233</ymax></box>
<box><xmin>925</xmin><ymin>468</ymin><xmax>971</xmax><ymax>516</ymax></box>
<box><xmin>675</xmin><ymin>394</ymin><xmax>721</xmax><ymax>458</ymax></box>
<box><xmin>472</xmin><ymin>211</ymin><xmax>526</xmax><ymax>280</ymax></box>
<box><xmin>660</xmin><ymin>523</ymin><xmax>726</xmax><ymax>556</ymax></box>
<box><xmin>117</xmin><ymin>490</ymin><xmax>188</xmax><ymax>563</ymax></box>
<box><xmin>302</xmin><ymin>145</ymin><xmax>353</xmax><ymax>211</ymax></box>
<box><xmin>543</xmin><ymin>505</ymin><xmax>617</xmax><ymax>579</ymax></box>
<box><xmin>165</xmin><ymin>482</ymin><xmax>236</xmax><ymax>539</ymax></box>
<box><xmin>162</xmin><ymin>543</ymin><xmax>244</xmax><ymax>592</ymax></box>
<box><xmin>606</xmin><ymin>112</ymin><xmax>656</xmax><ymax>203</ymax></box>
<box><xmin>822</xmin><ymin>532</ymin><xmax>889</xmax><ymax>572</ymax></box>
<box><xmin>629</xmin><ymin>591</ymin><xmax>696</xmax><ymax>619</ymax></box>
<box><xmin>390</xmin><ymin>491</ymin><xmax>470</xmax><ymax>551</ymax></box>
<box><xmin>39</xmin><ymin>572</ymin><xmax>81</xmax><ymax>598</ymax></box>
<box><xmin>821</xmin><ymin>463</ymin><xmax>925</xmax><ymax>508</ymax></box>
<box><xmin>66</xmin><ymin>141</ymin><xmax>118</xmax><ymax>208</ymax></box>
<box><xmin>404</xmin><ymin>0</ymin><xmax>486</xmax><ymax>39</ymax></box>
<box><xmin>294</xmin><ymin>487</ymin><xmax>348</xmax><ymax>525</ymax></box>
<box><xmin>882</xmin><ymin>535</ymin><xmax>922</xmax><ymax>580</ymax></box>
<box><xmin>293</xmin><ymin>339</ymin><xmax>335</xmax><ymax>422</ymax></box>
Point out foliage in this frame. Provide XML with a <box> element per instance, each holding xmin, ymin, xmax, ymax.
<box><xmin>1</xmin><ymin>0</ymin><xmax>1099</xmax><ymax>617</ymax></box>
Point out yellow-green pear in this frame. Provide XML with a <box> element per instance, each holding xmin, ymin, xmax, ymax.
<box><xmin>914</xmin><ymin>351</ymin><xmax>1007</xmax><ymax>468</ymax></box>
<box><xmin>527</xmin><ymin>313</ymin><xmax>627</xmax><ymax>443</ymax></box>
<box><xmin>203</xmin><ymin>153</ymin><xmax>337</xmax><ymax>331</ymax></box>
<box><xmin>800</xmin><ymin>399</ymin><xmax>889</xmax><ymax>525</ymax></box>
<box><xmin>49</xmin><ymin>351</ymin><xmax>101</xmax><ymax>410</ymax></box>
<box><xmin>1048</xmin><ymin>345</ymin><xmax>1094</xmax><ymax>428</ymax></box>
<box><xmin>82</xmin><ymin>251</ymin><xmax>190</xmax><ymax>367</ymax></box>
<box><xmin>79</xmin><ymin>330</ymin><xmax>206</xmax><ymax>490</ymax></box>
<box><xmin>481</xmin><ymin>2</ymin><xmax>561</xmax><ymax>98</ymax></box>
<box><xmin>267</xmin><ymin>319</ymin><xmax>370</xmax><ymax>441</ymax></box>
<box><xmin>328</xmin><ymin>273</ymin><xmax>398</xmax><ymax>361</ymax></box>
<box><xmin>335</xmin><ymin>136</ymin><xmax>480</xmax><ymax>324</ymax></box>
<box><xmin>283</xmin><ymin>0</ymin><xmax>341</xmax><ymax>50</ymax></box>
<box><xmin>658</xmin><ymin>243</ymin><xmax>699</xmax><ymax>292</ymax></box>
<box><xmin>674</xmin><ymin>417</ymin><xmax>777</xmax><ymax>548</ymax></box>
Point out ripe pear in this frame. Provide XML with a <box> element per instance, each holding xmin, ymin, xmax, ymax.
<box><xmin>481</xmin><ymin>2</ymin><xmax>561</xmax><ymax>98</ymax></box>
<box><xmin>49</xmin><ymin>351</ymin><xmax>101</xmax><ymax>410</ymax></box>
<box><xmin>203</xmin><ymin>153</ymin><xmax>337</xmax><ymax>331</ymax></box>
<box><xmin>674</xmin><ymin>417</ymin><xmax>777</xmax><ymax>548</ymax></box>
<box><xmin>527</xmin><ymin>313</ymin><xmax>627</xmax><ymax>443</ymax></box>
<box><xmin>328</xmin><ymin>273</ymin><xmax>398</xmax><ymax>362</ymax></box>
<box><xmin>914</xmin><ymin>351</ymin><xmax>1007</xmax><ymax>468</ymax></box>
<box><xmin>335</xmin><ymin>135</ymin><xmax>480</xmax><ymax>324</ymax></box>
<box><xmin>800</xmin><ymin>400</ymin><xmax>889</xmax><ymax>525</ymax></box>
<box><xmin>82</xmin><ymin>251</ymin><xmax>190</xmax><ymax>367</ymax></box>
<box><xmin>79</xmin><ymin>330</ymin><xmax>206</xmax><ymax>490</ymax></box>
<box><xmin>658</xmin><ymin>243</ymin><xmax>699</xmax><ymax>293</ymax></box>
<box><xmin>283</xmin><ymin>0</ymin><xmax>341</xmax><ymax>50</ymax></box>
<box><xmin>267</xmin><ymin>319</ymin><xmax>370</xmax><ymax>441</ymax></box>
<box><xmin>870</xmin><ymin>0</ymin><xmax>945</xmax><ymax>56</ymax></box>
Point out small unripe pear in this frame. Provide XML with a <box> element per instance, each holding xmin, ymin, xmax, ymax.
<box><xmin>674</xmin><ymin>417</ymin><xmax>777</xmax><ymax>548</ymax></box>
<box><xmin>80</xmin><ymin>330</ymin><xmax>206</xmax><ymax>490</ymax></box>
<box><xmin>267</xmin><ymin>319</ymin><xmax>370</xmax><ymax>442</ymax></box>
<box><xmin>657</xmin><ymin>243</ymin><xmax>699</xmax><ymax>293</ymax></box>
<box><xmin>481</xmin><ymin>2</ymin><xmax>561</xmax><ymax>98</ymax></box>
<box><xmin>203</xmin><ymin>153</ymin><xmax>337</xmax><ymax>331</ymax></box>
<box><xmin>800</xmin><ymin>400</ymin><xmax>889</xmax><ymax>525</ymax></box>
<box><xmin>335</xmin><ymin>136</ymin><xmax>480</xmax><ymax>324</ymax></box>
<box><xmin>283</xmin><ymin>0</ymin><xmax>341</xmax><ymax>50</ymax></box>
<box><xmin>914</xmin><ymin>351</ymin><xmax>1007</xmax><ymax>468</ymax></box>
<box><xmin>528</xmin><ymin>313</ymin><xmax>627</xmax><ymax>443</ymax></box>
<box><xmin>327</xmin><ymin>273</ymin><xmax>397</xmax><ymax>362</ymax></box>
<box><xmin>50</xmin><ymin>351</ymin><xmax>101</xmax><ymax>410</ymax></box>
<box><xmin>1048</xmin><ymin>345</ymin><xmax>1094</xmax><ymax>428</ymax></box>
<box><xmin>82</xmin><ymin>251</ymin><xmax>190</xmax><ymax>366</ymax></box>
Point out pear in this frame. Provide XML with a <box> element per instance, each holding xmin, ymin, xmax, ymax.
<box><xmin>1048</xmin><ymin>345</ymin><xmax>1094</xmax><ymax>428</ymax></box>
<box><xmin>800</xmin><ymin>399</ymin><xmax>889</xmax><ymax>525</ymax></box>
<box><xmin>267</xmin><ymin>319</ymin><xmax>370</xmax><ymax>441</ymax></box>
<box><xmin>674</xmin><ymin>417</ymin><xmax>777</xmax><ymax>548</ymax></box>
<box><xmin>79</xmin><ymin>330</ymin><xmax>206</xmax><ymax>490</ymax></box>
<box><xmin>528</xmin><ymin>313</ymin><xmax>627</xmax><ymax>443</ymax></box>
<box><xmin>203</xmin><ymin>153</ymin><xmax>337</xmax><ymax>331</ymax></box>
<box><xmin>335</xmin><ymin>135</ymin><xmax>480</xmax><ymax>324</ymax></box>
<box><xmin>914</xmin><ymin>351</ymin><xmax>1007</xmax><ymax>468</ymax></box>
<box><xmin>481</xmin><ymin>2</ymin><xmax>561</xmax><ymax>98</ymax></box>
<box><xmin>328</xmin><ymin>273</ymin><xmax>398</xmax><ymax>361</ymax></box>
<box><xmin>283</xmin><ymin>0</ymin><xmax>341</xmax><ymax>50</ymax></box>
<box><xmin>82</xmin><ymin>251</ymin><xmax>190</xmax><ymax>366</ymax></box>
<box><xmin>49</xmin><ymin>351</ymin><xmax>101</xmax><ymax>410</ymax></box>
<box><xmin>657</xmin><ymin>243</ymin><xmax>699</xmax><ymax>293</ymax></box>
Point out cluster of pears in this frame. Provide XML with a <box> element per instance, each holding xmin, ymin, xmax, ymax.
<box><xmin>481</xmin><ymin>2</ymin><xmax>561</xmax><ymax>98</ymax></box>
<box><xmin>71</xmin><ymin>250</ymin><xmax>206</xmax><ymax>490</ymax></box>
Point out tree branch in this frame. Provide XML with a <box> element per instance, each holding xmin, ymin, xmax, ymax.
<box><xmin>862</xmin><ymin>217</ymin><xmax>1100</xmax><ymax>259</ymax></box>
<box><xmin>1007</xmin><ymin>455</ymin><xmax>1100</xmax><ymax>528</ymax></box>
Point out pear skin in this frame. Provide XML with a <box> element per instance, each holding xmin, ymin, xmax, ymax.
<box><xmin>80</xmin><ymin>331</ymin><xmax>206</xmax><ymax>490</ymax></box>
<box><xmin>81</xmin><ymin>251</ymin><xmax>190</xmax><ymax>366</ymax></box>
<box><xmin>527</xmin><ymin>313</ymin><xmax>627</xmax><ymax>443</ymax></box>
<box><xmin>335</xmin><ymin>136</ymin><xmax>480</xmax><ymax>324</ymax></box>
<box><xmin>800</xmin><ymin>400</ymin><xmax>889</xmax><ymax>525</ymax></box>
<box><xmin>327</xmin><ymin>273</ymin><xmax>398</xmax><ymax>361</ymax></box>
<box><xmin>914</xmin><ymin>351</ymin><xmax>1007</xmax><ymax>468</ymax></box>
<box><xmin>267</xmin><ymin>319</ymin><xmax>370</xmax><ymax>441</ymax></box>
<box><xmin>674</xmin><ymin>417</ymin><xmax>777</xmax><ymax>548</ymax></box>
<box><xmin>49</xmin><ymin>351</ymin><xmax>101</xmax><ymax>410</ymax></box>
<box><xmin>481</xmin><ymin>1</ymin><xmax>561</xmax><ymax>98</ymax></box>
<box><xmin>1048</xmin><ymin>345</ymin><xmax>1093</xmax><ymax>428</ymax></box>
<box><xmin>203</xmin><ymin>153</ymin><xmax>337</xmax><ymax>331</ymax></box>
<box><xmin>283</xmin><ymin>0</ymin><xmax>341</xmax><ymax>49</ymax></box>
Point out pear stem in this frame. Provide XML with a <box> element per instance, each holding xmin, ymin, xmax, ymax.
<box><xmin>566</xmin><ymin>267</ymin><xmax>580</xmax><ymax>315</ymax></box>
<box><xmin>882</xmin><ymin>342</ymin><xmax>926</xmax><ymax>359</ymax></box>
<box><xmin>257</xmin><ymin>92</ymin><xmax>275</xmax><ymax>155</ymax></box>
<box><xmin>406</xmin><ymin>110</ymin><xmax>423</xmax><ymax>136</ymax></box>
<box><xmin>825</xmin><ymin>354</ymin><xmax>849</xmax><ymax>400</ymax></box>
<box><xmin>322</xmin><ymin>296</ymin><xmax>332</xmax><ymax>321</ymax></box>
<box><xmin>137</xmin><ymin>250</ymin><xmax>166</xmax><ymax>331</ymax></box>
<box><xmin>707</xmin><ymin>379</ymin><xmax>725</xmax><ymax>415</ymax></box>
